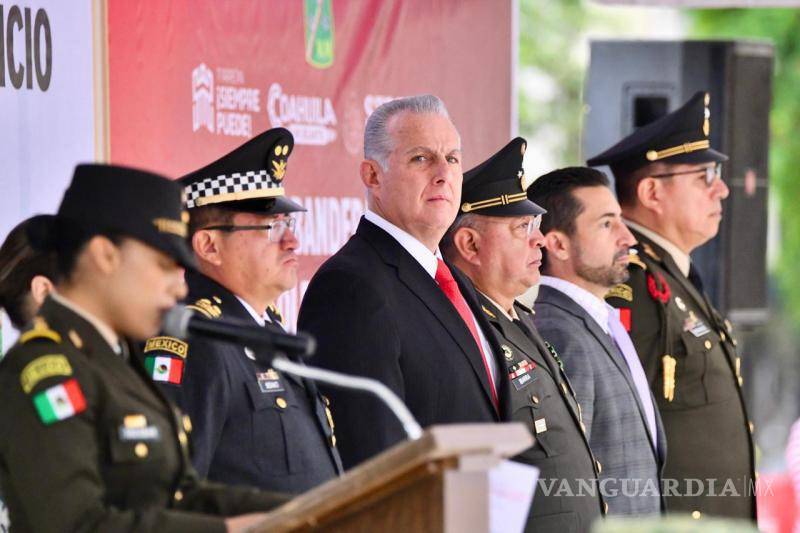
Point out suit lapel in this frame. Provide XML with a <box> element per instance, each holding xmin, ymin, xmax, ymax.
<box><xmin>358</xmin><ymin>219</ymin><xmax>498</xmax><ymax>415</ymax></box>
<box><xmin>538</xmin><ymin>285</ymin><xmax>660</xmax><ymax>457</ymax></box>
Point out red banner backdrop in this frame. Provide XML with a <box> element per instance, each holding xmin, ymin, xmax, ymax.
<box><xmin>107</xmin><ymin>0</ymin><xmax>513</xmax><ymax>327</ymax></box>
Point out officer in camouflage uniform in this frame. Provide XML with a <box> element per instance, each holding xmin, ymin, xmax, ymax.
<box><xmin>0</xmin><ymin>164</ymin><xmax>288</xmax><ymax>533</ymax></box>
<box><xmin>143</xmin><ymin>128</ymin><xmax>342</xmax><ymax>494</ymax></box>
<box><xmin>442</xmin><ymin>138</ymin><xmax>605</xmax><ymax>532</ymax></box>
<box><xmin>588</xmin><ymin>91</ymin><xmax>756</xmax><ymax>521</ymax></box>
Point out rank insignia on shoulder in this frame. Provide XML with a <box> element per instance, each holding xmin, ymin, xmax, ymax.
<box><xmin>144</xmin><ymin>355</ymin><xmax>184</xmax><ymax>385</ymax></box>
<box><xmin>606</xmin><ymin>284</ymin><xmax>633</xmax><ymax>302</ymax></box>
<box><xmin>481</xmin><ymin>305</ymin><xmax>497</xmax><ymax>319</ymax></box>
<box><xmin>627</xmin><ymin>251</ymin><xmax>647</xmax><ymax>271</ymax></box>
<box><xmin>32</xmin><ymin>377</ymin><xmax>86</xmax><ymax>425</ymax></box>
<box><xmin>21</xmin><ymin>354</ymin><xmax>73</xmax><ymax>393</ymax></box>
<box><xmin>186</xmin><ymin>298</ymin><xmax>222</xmax><ymax>318</ymax></box>
<box><xmin>144</xmin><ymin>336</ymin><xmax>189</xmax><ymax>358</ymax></box>
<box><xmin>19</xmin><ymin>317</ymin><xmax>62</xmax><ymax>345</ymax></box>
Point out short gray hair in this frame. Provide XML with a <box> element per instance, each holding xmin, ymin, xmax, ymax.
<box><xmin>440</xmin><ymin>213</ymin><xmax>485</xmax><ymax>260</ymax></box>
<box><xmin>364</xmin><ymin>94</ymin><xmax>451</xmax><ymax>169</ymax></box>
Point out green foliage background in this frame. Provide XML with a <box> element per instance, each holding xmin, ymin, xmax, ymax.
<box><xmin>518</xmin><ymin>2</ymin><xmax>799</xmax><ymax>326</ymax></box>
<box><xmin>690</xmin><ymin>9</ymin><xmax>800</xmax><ymax>326</ymax></box>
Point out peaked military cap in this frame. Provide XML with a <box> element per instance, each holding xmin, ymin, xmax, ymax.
<box><xmin>27</xmin><ymin>164</ymin><xmax>196</xmax><ymax>269</ymax></box>
<box><xmin>181</xmin><ymin>127</ymin><xmax>305</xmax><ymax>214</ymax></box>
<box><xmin>586</xmin><ymin>91</ymin><xmax>728</xmax><ymax>174</ymax></box>
<box><xmin>460</xmin><ymin>137</ymin><xmax>546</xmax><ymax>217</ymax></box>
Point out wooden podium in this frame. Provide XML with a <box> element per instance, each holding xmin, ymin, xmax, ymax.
<box><xmin>253</xmin><ymin>423</ymin><xmax>534</xmax><ymax>533</ymax></box>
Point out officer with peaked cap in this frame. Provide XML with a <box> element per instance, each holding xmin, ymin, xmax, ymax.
<box><xmin>441</xmin><ymin>138</ymin><xmax>605</xmax><ymax>531</ymax></box>
<box><xmin>0</xmin><ymin>164</ymin><xmax>289</xmax><ymax>532</ymax></box>
<box><xmin>144</xmin><ymin>128</ymin><xmax>343</xmax><ymax>494</ymax></box>
<box><xmin>588</xmin><ymin>91</ymin><xmax>756</xmax><ymax>520</ymax></box>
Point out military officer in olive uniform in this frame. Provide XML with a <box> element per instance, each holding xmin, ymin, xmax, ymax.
<box><xmin>588</xmin><ymin>91</ymin><xmax>756</xmax><ymax>520</ymax></box>
<box><xmin>144</xmin><ymin>128</ymin><xmax>342</xmax><ymax>494</ymax></box>
<box><xmin>441</xmin><ymin>138</ymin><xmax>604</xmax><ymax>532</ymax></box>
<box><xmin>0</xmin><ymin>165</ymin><xmax>288</xmax><ymax>533</ymax></box>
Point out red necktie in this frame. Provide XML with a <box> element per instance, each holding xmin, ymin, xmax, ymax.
<box><xmin>435</xmin><ymin>259</ymin><xmax>499</xmax><ymax>411</ymax></box>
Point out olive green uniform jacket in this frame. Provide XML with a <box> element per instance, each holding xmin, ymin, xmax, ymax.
<box><xmin>477</xmin><ymin>294</ymin><xmax>605</xmax><ymax>532</ymax></box>
<box><xmin>606</xmin><ymin>229</ymin><xmax>755</xmax><ymax>521</ymax></box>
<box><xmin>0</xmin><ymin>297</ymin><xmax>288</xmax><ymax>533</ymax></box>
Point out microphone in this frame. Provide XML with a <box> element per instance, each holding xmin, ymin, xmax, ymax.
<box><xmin>162</xmin><ymin>306</ymin><xmax>316</xmax><ymax>357</ymax></box>
<box><xmin>161</xmin><ymin>306</ymin><xmax>424</xmax><ymax>440</ymax></box>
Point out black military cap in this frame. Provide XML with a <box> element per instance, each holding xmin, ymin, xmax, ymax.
<box><xmin>586</xmin><ymin>91</ymin><xmax>728</xmax><ymax>174</ymax></box>
<box><xmin>28</xmin><ymin>164</ymin><xmax>196</xmax><ymax>269</ymax></box>
<box><xmin>181</xmin><ymin>127</ymin><xmax>305</xmax><ymax>214</ymax></box>
<box><xmin>460</xmin><ymin>137</ymin><xmax>546</xmax><ymax>217</ymax></box>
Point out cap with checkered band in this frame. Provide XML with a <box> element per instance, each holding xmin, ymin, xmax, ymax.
<box><xmin>180</xmin><ymin>128</ymin><xmax>306</xmax><ymax>214</ymax></box>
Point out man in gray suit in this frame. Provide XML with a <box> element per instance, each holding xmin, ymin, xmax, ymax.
<box><xmin>528</xmin><ymin>167</ymin><xmax>665</xmax><ymax>516</ymax></box>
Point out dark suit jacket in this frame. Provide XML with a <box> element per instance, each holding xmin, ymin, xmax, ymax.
<box><xmin>477</xmin><ymin>294</ymin><xmax>604</xmax><ymax>532</ymax></box>
<box><xmin>146</xmin><ymin>270</ymin><xmax>341</xmax><ymax>493</ymax></box>
<box><xmin>606</xmin><ymin>229</ymin><xmax>756</xmax><ymax>520</ymax></box>
<box><xmin>298</xmin><ymin>218</ymin><xmax>500</xmax><ymax>469</ymax></box>
<box><xmin>535</xmin><ymin>285</ymin><xmax>666</xmax><ymax>516</ymax></box>
<box><xmin>0</xmin><ymin>297</ymin><xmax>287</xmax><ymax>533</ymax></box>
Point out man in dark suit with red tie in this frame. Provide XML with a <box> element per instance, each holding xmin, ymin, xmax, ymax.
<box><xmin>298</xmin><ymin>95</ymin><xmax>503</xmax><ymax>469</ymax></box>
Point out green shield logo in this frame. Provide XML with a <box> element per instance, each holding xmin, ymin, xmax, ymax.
<box><xmin>304</xmin><ymin>0</ymin><xmax>335</xmax><ymax>69</ymax></box>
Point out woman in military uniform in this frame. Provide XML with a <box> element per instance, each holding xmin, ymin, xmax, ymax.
<box><xmin>0</xmin><ymin>216</ymin><xmax>59</xmax><ymax>332</ymax></box>
<box><xmin>0</xmin><ymin>164</ymin><xmax>287</xmax><ymax>532</ymax></box>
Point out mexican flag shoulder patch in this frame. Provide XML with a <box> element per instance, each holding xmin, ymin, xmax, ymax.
<box><xmin>145</xmin><ymin>355</ymin><xmax>184</xmax><ymax>385</ymax></box>
<box><xmin>32</xmin><ymin>378</ymin><xmax>87</xmax><ymax>425</ymax></box>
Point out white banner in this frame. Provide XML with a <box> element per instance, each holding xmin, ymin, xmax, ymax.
<box><xmin>0</xmin><ymin>0</ymin><xmax>96</xmax><ymax>353</ymax></box>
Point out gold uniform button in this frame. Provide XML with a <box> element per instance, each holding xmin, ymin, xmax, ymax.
<box><xmin>738</xmin><ymin>376</ymin><xmax>744</xmax><ymax>386</ymax></box>
<box><xmin>596</xmin><ymin>460</ymin><xmax>602</xmax><ymax>474</ymax></box>
<box><xmin>134</xmin><ymin>443</ymin><xmax>149</xmax><ymax>458</ymax></box>
<box><xmin>704</xmin><ymin>340</ymin><xmax>712</xmax><ymax>350</ymax></box>
<box><xmin>733</xmin><ymin>339</ymin><xmax>739</xmax><ymax>347</ymax></box>
<box><xmin>178</xmin><ymin>432</ymin><xmax>188</xmax><ymax>446</ymax></box>
<box><xmin>530</xmin><ymin>395</ymin><xmax>540</xmax><ymax>405</ymax></box>
<box><xmin>174</xmin><ymin>489</ymin><xmax>184</xmax><ymax>502</ymax></box>
<box><xmin>182</xmin><ymin>415</ymin><xmax>192</xmax><ymax>433</ymax></box>
<box><xmin>276</xmin><ymin>397</ymin><xmax>288</xmax><ymax>409</ymax></box>
<box><xmin>749</xmin><ymin>421</ymin><xmax>755</xmax><ymax>434</ymax></box>
<box><xmin>720</xmin><ymin>331</ymin><xmax>727</xmax><ymax>342</ymax></box>
<box><xmin>691</xmin><ymin>510</ymin><xmax>702</xmax><ymax>520</ymax></box>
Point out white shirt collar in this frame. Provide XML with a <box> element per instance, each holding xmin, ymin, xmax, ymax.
<box><xmin>235</xmin><ymin>296</ymin><xmax>270</xmax><ymax>327</ymax></box>
<box><xmin>479</xmin><ymin>291</ymin><xmax>519</xmax><ymax>321</ymax></box>
<box><xmin>364</xmin><ymin>209</ymin><xmax>441</xmax><ymax>278</ymax></box>
<box><xmin>539</xmin><ymin>276</ymin><xmax>610</xmax><ymax>334</ymax></box>
<box><xmin>625</xmin><ymin>219</ymin><xmax>691</xmax><ymax>277</ymax></box>
<box><xmin>50</xmin><ymin>292</ymin><xmax>121</xmax><ymax>354</ymax></box>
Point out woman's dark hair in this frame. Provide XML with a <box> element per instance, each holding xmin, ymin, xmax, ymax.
<box><xmin>0</xmin><ymin>218</ymin><xmax>60</xmax><ymax>328</ymax></box>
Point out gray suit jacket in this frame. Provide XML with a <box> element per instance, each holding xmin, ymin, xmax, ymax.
<box><xmin>534</xmin><ymin>285</ymin><xmax>666</xmax><ymax>516</ymax></box>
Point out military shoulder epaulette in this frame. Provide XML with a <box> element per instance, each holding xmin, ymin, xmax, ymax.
<box><xmin>627</xmin><ymin>251</ymin><xmax>647</xmax><ymax>271</ymax></box>
<box><xmin>18</xmin><ymin>317</ymin><xmax>62</xmax><ymax>345</ymax></box>
<box><xmin>186</xmin><ymin>296</ymin><xmax>222</xmax><ymax>319</ymax></box>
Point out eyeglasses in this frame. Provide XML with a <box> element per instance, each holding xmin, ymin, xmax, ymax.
<box><xmin>497</xmin><ymin>215</ymin><xmax>542</xmax><ymax>239</ymax></box>
<box><xmin>650</xmin><ymin>163</ymin><xmax>722</xmax><ymax>187</ymax></box>
<box><xmin>203</xmin><ymin>217</ymin><xmax>297</xmax><ymax>243</ymax></box>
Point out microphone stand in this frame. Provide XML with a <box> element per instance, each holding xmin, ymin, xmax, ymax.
<box><xmin>270</xmin><ymin>355</ymin><xmax>423</xmax><ymax>441</ymax></box>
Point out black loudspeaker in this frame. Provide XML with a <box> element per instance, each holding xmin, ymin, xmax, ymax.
<box><xmin>583</xmin><ymin>40</ymin><xmax>774</xmax><ymax>325</ymax></box>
